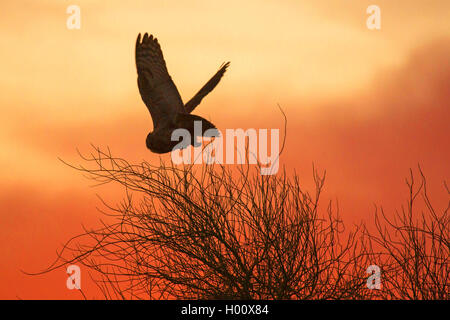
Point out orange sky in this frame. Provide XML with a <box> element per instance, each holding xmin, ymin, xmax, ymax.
<box><xmin>0</xmin><ymin>0</ymin><xmax>449</xmax><ymax>299</ymax></box>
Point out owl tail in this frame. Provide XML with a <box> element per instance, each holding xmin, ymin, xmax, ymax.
<box><xmin>175</xmin><ymin>113</ymin><xmax>220</xmax><ymax>147</ymax></box>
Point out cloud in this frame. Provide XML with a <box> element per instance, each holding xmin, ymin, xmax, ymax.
<box><xmin>280</xmin><ymin>39</ymin><xmax>449</xmax><ymax>217</ymax></box>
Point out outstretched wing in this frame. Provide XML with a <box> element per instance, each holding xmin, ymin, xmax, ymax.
<box><xmin>135</xmin><ymin>33</ymin><xmax>184</xmax><ymax>130</ymax></box>
<box><xmin>184</xmin><ymin>62</ymin><xmax>230</xmax><ymax>113</ymax></box>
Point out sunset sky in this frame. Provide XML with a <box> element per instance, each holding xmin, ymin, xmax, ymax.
<box><xmin>0</xmin><ymin>0</ymin><xmax>449</xmax><ymax>299</ymax></box>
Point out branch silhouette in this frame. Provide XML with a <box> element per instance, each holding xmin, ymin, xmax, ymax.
<box><xmin>35</xmin><ymin>144</ymin><xmax>375</xmax><ymax>299</ymax></box>
<box><xmin>28</xmin><ymin>143</ymin><xmax>448</xmax><ymax>299</ymax></box>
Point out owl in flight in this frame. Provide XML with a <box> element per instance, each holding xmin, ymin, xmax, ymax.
<box><xmin>135</xmin><ymin>33</ymin><xmax>229</xmax><ymax>153</ymax></box>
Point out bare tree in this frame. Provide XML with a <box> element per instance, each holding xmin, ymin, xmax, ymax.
<box><xmin>36</xmin><ymin>147</ymin><xmax>448</xmax><ymax>300</ymax></box>
<box><xmin>42</xmin><ymin>145</ymin><xmax>372</xmax><ymax>300</ymax></box>
<box><xmin>366</xmin><ymin>166</ymin><xmax>449</xmax><ymax>299</ymax></box>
